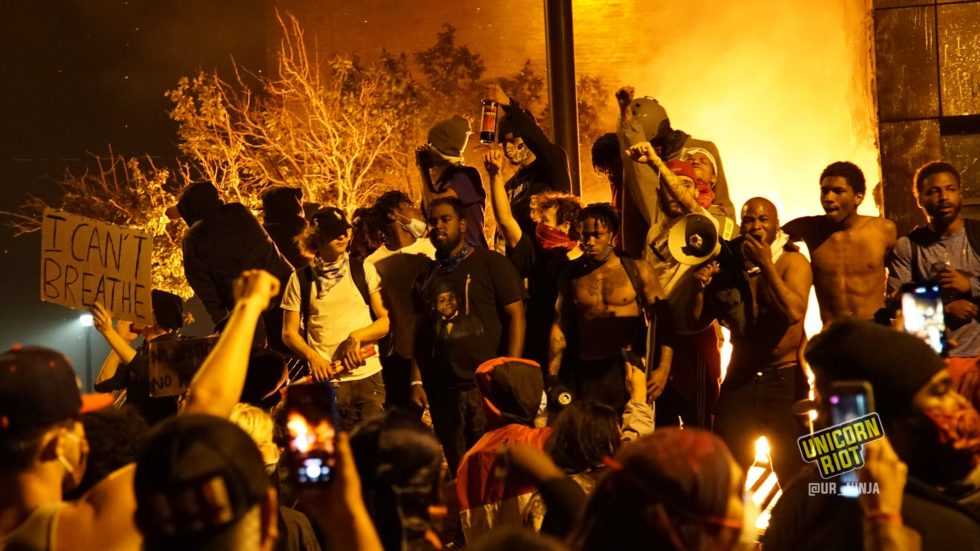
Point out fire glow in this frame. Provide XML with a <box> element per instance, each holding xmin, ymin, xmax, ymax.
<box><xmin>573</xmin><ymin>0</ymin><xmax>883</xmax><ymax>356</ymax></box>
<box><xmin>746</xmin><ymin>436</ymin><xmax>782</xmax><ymax>533</ymax></box>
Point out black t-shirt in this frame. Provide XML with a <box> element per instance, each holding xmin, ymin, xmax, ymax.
<box><xmin>413</xmin><ymin>247</ymin><xmax>527</xmax><ymax>388</ymax></box>
<box><xmin>93</xmin><ymin>333</ymin><xmax>180</xmax><ymax>425</ymax></box>
<box><xmin>506</xmin><ymin>157</ymin><xmax>568</xmax><ymax>236</ymax></box>
<box><xmin>500</xmin><ymin>101</ymin><xmax>571</xmax><ymax>235</ymax></box>
<box><xmin>507</xmin><ymin>233</ymin><xmax>571</xmax><ymax>367</ymax></box>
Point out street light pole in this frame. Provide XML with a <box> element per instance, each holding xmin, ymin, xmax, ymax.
<box><xmin>79</xmin><ymin>312</ymin><xmax>95</xmax><ymax>391</ymax></box>
<box><xmin>85</xmin><ymin>325</ymin><xmax>92</xmax><ymax>391</ymax></box>
<box><xmin>544</xmin><ymin>0</ymin><xmax>581</xmax><ymax>197</ymax></box>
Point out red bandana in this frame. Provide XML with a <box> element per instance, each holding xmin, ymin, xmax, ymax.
<box><xmin>535</xmin><ymin>223</ymin><xmax>577</xmax><ymax>251</ymax></box>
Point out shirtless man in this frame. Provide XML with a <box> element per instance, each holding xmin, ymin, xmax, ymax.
<box><xmin>549</xmin><ymin>203</ymin><xmax>673</xmax><ymax>413</ymax></box>
<box><xmin>783</xmin><ymin>161</ymin><xmax>897</xmax><ymax>325</ymax></box>
<box><xmin>691</xmin><ymin>198</ymin><xmax>812</xmax><ymax>481</ymax></box>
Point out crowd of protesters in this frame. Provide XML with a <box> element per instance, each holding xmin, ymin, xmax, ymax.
<box><xmin>2</xmin><ymin>82</ymin><xmax>980</xmax><ymax>551</ymax></box>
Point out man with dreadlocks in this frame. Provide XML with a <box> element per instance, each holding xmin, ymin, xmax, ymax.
<box><xmin>549</xmin><ymin>203</ymin><xmax>673</xmax><ymax>414</ymax></box>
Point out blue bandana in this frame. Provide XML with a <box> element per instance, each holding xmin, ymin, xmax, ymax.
<box><xmin>435</xmin><ymin>244</ymin><xmax>471</xmax><ymax>273</ymax></box>
<box><xmin>312</xmin><ymin>254</ymin><xmax>348</xmax><ymax>298</ymax></box>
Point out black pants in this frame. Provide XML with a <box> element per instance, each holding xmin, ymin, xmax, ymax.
<box><xmin>713</xmin><ymin>362</ymin><xmax>808</xmax><ymax>484</ymax></box>
<box><xmin>425</xmin><ymin>384</ymin><xmax>486</xmax><ymax>476</ymax></box>
<box><xmin>334</xmin><ymin>372</ymin><xmax>386</xmax><ymax>428</ymax></box>
<box><xmin>654</xmin><ymin>328</ymin><xmax>721</xmax><ymax>429</ymax></box>
<box><xmin>381</xmin><ymin>353</ymin><xmax>414</xmax><ymax>412</ymax></box>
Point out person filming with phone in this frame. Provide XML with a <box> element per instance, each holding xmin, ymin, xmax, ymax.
<box><xmin>763</xmin><ymin>320</ymin><xmax>980</xmax><ymax>551</ymax></box>
<box><xmin>888</xmin><ymin>161</ymin><xmax>980</xmax><ymax>412</ymax></box>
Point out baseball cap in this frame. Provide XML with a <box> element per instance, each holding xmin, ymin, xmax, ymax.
<box><xmin>311</xmin><ymin>207</ymin><xmax>352</xmax><ymax>242</ymax></box>
<box><xmin>683</xmin><ymin>147</ymin><xmax>718</xmax><ymax>176</ymax></box>
<box><xmin>668</xmin><ymin>213</ymin><xmax>720</xmax><ymax>265</ymax></box>
<box><xmin>0</xmin><ymin>345</ymin><xmax>113</xmax><ymax>432</ymax></box>
<box><xmin>631</xmin><ymin>97</ymin><xmax>670</xmax><ymax>142</ymax></box>
<box><xmin>135</xmin><ymin>415</ymin><xmax>269</xmax><ymax>540</ymax></box>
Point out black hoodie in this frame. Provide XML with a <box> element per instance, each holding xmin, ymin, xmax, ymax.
<box><xmin>177</xmin><ymin>182</ymin><xmax>293</xmax><ymax>324</ymax></box>
<box><xmin>261</xmin><ymin>186</ymin><xmax>309</xmax><ymax>270</ymax></box>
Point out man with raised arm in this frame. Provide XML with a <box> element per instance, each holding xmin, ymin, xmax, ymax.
<box><xmin>484</xmin><ymin>84</ymin><xmax>572</xmax><ymax>236</ymax></box>
<box><xmin>0</xmin><ymin>270</ymin><xmax>280</xmax><ymax>551</ymax></box>
<box><xmin>486</xmin><ymin>147</ymin><xmax>582</xmax><ymax>369</ymax></box>
<box><xmin>783</xmin><ymin>161</ymin><xmax>897</xmax><ymax>325</ymax></box>
<box><xmin>625</xmin><ymin>142</ymin><xmax>725</xmax><ymax>428</ymax></box>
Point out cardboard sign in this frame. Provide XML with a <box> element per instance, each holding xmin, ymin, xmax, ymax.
<box><xmin>40</xmin><ymin>208</ymin><xmax>153</xmax><ymax>324</ymax></box>
<box><xmin>148</xmin><ymin>336</ymin><xmax>219</xmax><ymax>397</ymax></box>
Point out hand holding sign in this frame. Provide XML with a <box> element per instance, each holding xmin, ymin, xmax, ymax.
<box><xmin>90</xmin><ymin>301</ymin><xmax>137</xmax><ymax>341</ymax></box>
<box><xmin>90</xmin><ymin>302</ymin><xmax>114</xmax><ymax>334</ymax></box>
<box><xmin>233</xmin><ymin>269</ymin><xmax>281</xmax><ymax>311</ymax></box>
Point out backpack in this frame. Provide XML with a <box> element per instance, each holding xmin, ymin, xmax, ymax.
<box><xmin>620</xmin><ymin>255</ymin><xmax>648</xmax><ymax>314</ymax></box>
<box><xmin>296</xmin><ymin>258</ymin><xmax>371</xmax><ymax>342</ymax></box>
<box><xmin>906</xmin><ymin>219</ymin><xmax>980</xmax><ymax>283</ymax></box>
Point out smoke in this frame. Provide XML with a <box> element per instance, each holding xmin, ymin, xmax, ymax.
<box><xmin>576</xmin><ymin>0</ymin><xmax>879</xmax><ymax>220</ymax></box>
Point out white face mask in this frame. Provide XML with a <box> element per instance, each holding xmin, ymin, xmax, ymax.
<box><xmin>396</xmin><ymin>212</ymin><xmax>428</xmax><ymax>239</ymax></box>
<box><xmin>57</xmin><ymin>430</ymin><xmax>86</xmax><ymax>491</ymax></box>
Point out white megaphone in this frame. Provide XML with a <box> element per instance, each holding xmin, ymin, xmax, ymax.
<box><xmin>667</xmin><ymin>213</ymin><xmax>721</xmax><ymax>265</ymax></box>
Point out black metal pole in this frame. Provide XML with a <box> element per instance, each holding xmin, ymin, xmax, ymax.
<box><xmin>85</xmin><ymin>327</ymin><xmax>92</xmax><ymax>391</ymax></box>
<box><xmin>544</xmin><ymin>0</ymin><xmax>581</xmax><ymax>196</ymax></box>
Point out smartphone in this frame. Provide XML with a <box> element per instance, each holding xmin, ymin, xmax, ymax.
<box><xmin>899</xmin><ymin>282</ymin><xmax>946</xmax><ymax>355</ymax></box>
<box><xmin>620</xmin><ymin>348</ymin><xmax>646</xmax><ymax>372</ymax></box>
<box><xmin>827</xmin><ymin>381</ymin><xmax>875</xmax><ymax>498</ymax></box>
<box><xmin>284</xmin><ymin>383</ymin><xmax>339</xmax><ymax>485</ymax></box>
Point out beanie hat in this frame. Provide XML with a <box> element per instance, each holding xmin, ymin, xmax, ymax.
<box><xmin>475</xmin><ymin>357</ymin><xmax>544</xmax><ymax>428</ymax></box>
<box><xmin>805</xmin><ymin>320</ymin><xmax>944</xmax><ymax>415</ymax></box>
<box><xmin>261</xmin><ymin>186</ymin><xmax>304</xmax><ymax>221</ymax></box>
<box><xmin>631</xmin><ymin>97</ymin><xmax>671</xmax><ymax>142</ymax></box>
<box><xmin>151</xmin><ymin>290</ymin><xmax>184</xmax><ymax>331</ymax></box>
<box><xmin>427</xmin><ymin>116</ymin><xmax>471</xmax><ymax>158</ymax></box>
<box><xmin>603</xmin><ymin>429</ymin><xmax>734</xmax><ymax>524</ymax></box>
<box><xmin>497</xmin><ymin>107</ymin><xmax>534</xmax><ymax>143</ymax></box>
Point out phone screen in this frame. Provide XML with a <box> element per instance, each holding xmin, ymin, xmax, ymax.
<box><xmin>828</xmin><ymin>384</ymin><xmax>872</xmax><ymax>498</ymax></box>
<box><xmin>901</xmin><ymin>283</ymin><xmax>946</xmax><ymax>355</ymax></box>
<box><xmin>285</xmin><ymin>383</ymin><xmax>338</xmax><ymax>485</ymax></box>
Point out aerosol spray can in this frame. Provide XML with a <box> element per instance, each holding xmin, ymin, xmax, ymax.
<box><xmin>480</xmin><ymin>86</ymin><xmax>498</xmax><ymax>144</ymax></box>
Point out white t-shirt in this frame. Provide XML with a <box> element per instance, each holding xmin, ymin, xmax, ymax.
<box><xmin>364</xmin><ymin>238</ymin><xmax>437</xmax><ymax>266</ymax></box>
<box><xmin>365</xmin><ymin>239</ymin><xmax>437</xmax><ymax>358</ymax></box>
<box><xmin>281</xmin><ymin>259</ymin><xmax>383</xmax><ymax>382</ymax></box>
